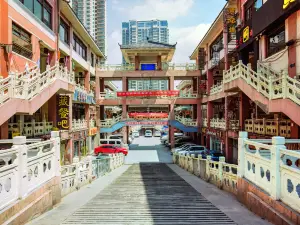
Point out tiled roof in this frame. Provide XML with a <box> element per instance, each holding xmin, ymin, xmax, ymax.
<box><xmin>120</xmin><ymin>40</ymin><xmax>176</xmax><ymax>49</ymax></box>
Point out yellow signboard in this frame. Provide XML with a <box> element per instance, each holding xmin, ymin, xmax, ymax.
<box><xmin>283</xmin><ymin>0</ymin><xmax>295</xmax><ymax>9</ymax></box>
<box><xmin>243</xmin><ymin>26</ymin><xmax>250</xmax><ymax>43</ymax></box>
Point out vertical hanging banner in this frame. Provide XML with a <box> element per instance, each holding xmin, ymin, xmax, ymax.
<box><xmin>57</xmin><ymin>95</ymin><xmax>70</xmax><ymax>130</ymax></box>
<box><xmin>198</xmin><ymin>48</ymin><xmax>205</xmax><ymax>70</ymax></box>
<box><xmin>223</xmin><ymin>8</ymin><xmax>237</xmax><ymax>45</ymax></box>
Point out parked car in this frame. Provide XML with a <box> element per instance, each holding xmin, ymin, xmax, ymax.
<box><xmin>209</xmin><ymin>151</ymin><xmax>224</xmax><ymax>161</ymax></box>
<box><xmin>94</xmin><ymin>144</ymin><xmax>128</xmax><ymax>156</ymax></box>
<box><xmin>181</xmin><ymin>145</ymin><xmax>208</xmax><ymax>158</ymax></box>
<box><xmin>145</xmin><ymin>130</ymin><xmax>153</xmax><ymax>137</ymax></box>
<box><xmin>172</xmin><ymin>143</ymin><xmax>196</xmax><ymax>153</ymax></box>
<box><xmin>99</xmin><ymin>139</ymin><xmax>129</xmax><ymax>150</ymax></box>
<box><xmin>173</xmin><ymin>136</ymin><xmax>194</xmax><ymax>147</ymax></box>
<box><xmin>132</xmin><ymin>131</ymin><xmax>139</xmax><ymax>138</ymax></box>
<box><xmin>154</xmin><ymin>131</ymin><xmax>161</xmax><ymax>137</ymax></box>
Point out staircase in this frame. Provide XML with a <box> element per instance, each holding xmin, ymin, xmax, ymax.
<box><xmin>0</xmin><ymin>63</ymin><xmax>74</xmax><ymax>126</ymax></box>
<box><xmin>223</xmin><ymin>61</ymin><xmax>300</xmax><ymax>126</ymax></box>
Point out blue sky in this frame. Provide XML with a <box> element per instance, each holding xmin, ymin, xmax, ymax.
<box><xmin>106</xmin><ymin>0</ymin><xmax>226</xmax><ymax>64</ymax></box>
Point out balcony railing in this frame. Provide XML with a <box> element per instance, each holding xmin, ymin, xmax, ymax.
<box><xmin>179</xmin><ymin>89</ymin><xmax>198</xmax><ymax>98</ymax></box>
<box><xmin>100</xmin><ymin>116</ymin><xmax>122</xmax><ymax>128</ymax></box>
<box><xmin>245</xmin><ymin>118</ymin><xmax>291</xmax><ymax>138</ymax></box>
<box><xmin>72</xmin><ymin>119</ymin><xmax>87</xmax><ymax>131</ymax></box>
<box><xmin>210</xmin><ymin>82</ymin><xmax>223</xmax><ymax>95</ymax></box>
<box><xmin>176</xmin><ymin>80</ymin><xmax>192</xmax><ymax>90</ymax></box>
<box><xmin>99</xmin><ymin>91</ymin><xmax>199</xmax><ymax>99</ymax></box>
<box><xmin>8</xmin><ymin>121</ymin><xmax>53</xmax><ymax>137</ymax></box>
<box><xmin>175</xmin><ymin>115</ymin><xmax>197</xmax><ymax>127</ymax></box>
<box><xmin>210</xmin><ymin>118</ymin><xmax>226</xmax><ymax>130</ymax></box>
<box><xmin>229</xmin><ymin>120</ymin><xmax>240</xmax><ymax>130</ymax></box>
<box><xmin>99</xmin><ymin>63</ymin><xmax>198</xmax><ymax>72</ymax></box>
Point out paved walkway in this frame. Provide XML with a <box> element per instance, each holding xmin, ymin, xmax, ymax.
<box><xmin>27</xmin><ymin>137</ymin><xmax>272</xmax><ymax>225</ymax></box>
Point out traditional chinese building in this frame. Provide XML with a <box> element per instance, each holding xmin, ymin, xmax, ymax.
<box><xmin>190</xmin><ymin>0</ymin><xmax>300</xmax><ymax>163</ymax></box>
<box><xmin>0</xmin><ymin>0</ymin><xmax>105</xmax><ymax>164</ymax></box>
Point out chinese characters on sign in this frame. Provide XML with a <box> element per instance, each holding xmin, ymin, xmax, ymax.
<box><xmin>223</xmin><ymin>8</ymin><xmax>237</xmax><ymax>49</ymax></box>
<box><xmin>283</xmin><ymin>0</ymin><xmax>295</xmax><ymax>9</ymax></box>
<box><xmin>125</xmin><ymin>121</ymin><xmax>168</xmax><ymax>126</ymax></box>
<box><xmin>198</xmin><ymin>48</ymin><xmax>205</xmax><ymax>70</ymax></box>
<box><xmin>117</xmin><ymin>90</ymin><xmax>180</xmax><ymax>97</ymax></box>
<box><xmin>57</xmin><ymin>95</ymin><xmax>70</xmax><ymax>130</ymax></box>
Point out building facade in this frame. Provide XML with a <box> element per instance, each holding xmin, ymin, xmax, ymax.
<box><xmin>70</xmin><ymin>0</ymin><xmax>107</xmax><ymax>58</ymax></box>
<box><xmin>190</xmin><ymin>0</ymin><xmax>300</xmax><ymax>164</ymax></box>
<box><xmin>128</xmin><ymin>79</ymin><xmax>168</xmax><ymax>91</ymax></box>
<box><xmin>122</xmin><ymin>20</ymin><xmax>169</xmax><ymax>45</ymax></box>
<box><xmin>0</xmin><ymin>0</ymin><xmax>105</xmax><ymax>165</ymax></box>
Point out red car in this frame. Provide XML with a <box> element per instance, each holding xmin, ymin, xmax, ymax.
<box><xmin>94</xmin><ymin>144</ymin><xmax>128</xmax><ymax>156</ymax></box>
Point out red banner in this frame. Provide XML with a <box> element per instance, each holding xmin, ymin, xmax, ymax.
<box><xmin>117</xmin><ymin>90</ymin><xmax>179</xmax><ymax>97</ymax></box>
<box><xmin>128</xmin><ymin>113</ymin><xmax>169</xmax><ymax>119</ymax></box>
<box><xmin>126</xmin><ymin>121</ymin><xmax>168</xmax><ymax>126</ymax></box>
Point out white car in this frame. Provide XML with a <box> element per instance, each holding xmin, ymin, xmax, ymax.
<box><xmin>145</xmin><ymin>130</ymin><xmax>152</xmax><ymax>137</ymax></box>
<box><xmin>154</xmin><ymin>131</ymin><xmax>161</xmax><ymax>137</ymax></box>
<box><xmin>172</xmin><ymin>143</ymin><xmax>196</xmax><ymax>153</ymax></box>
<box><xmin>132</xmin><ymin>131</ymin><xmax>139</xmax><ymax>137</ymax></box>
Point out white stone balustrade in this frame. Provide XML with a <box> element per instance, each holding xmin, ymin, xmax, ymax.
<box><xmin>99</xmin><ymin>63</ymin><xmax>197</xmax><ymax>71</ymax></box>
<box><xmin>61</xmin><ymin>153</ymin><xmax>124</xmax><ymax>197</ymax></box>
<box><xmin>99</xmin><ymin>91</ymin><xmax>118</xmax><ymax>99</ymax></box>
<box><xmin>223</xmin><ymin>60</ymin><xmax>300</xmax><ymax>106</ymax></box>
<box><xmin>0</xmin><ymin>131</ymin><xmax>60</xmax><ymax>211</ymax></box>
<box><xmin>175</xmin><ymin>115</ymin><xmax>197</xmax><ymax>127</ymax></box>
<box><xmin>75</xmin><ymin>84</ymin><xmax>94</xmax><ymax>98</ymax></box>
<box><xmin>176</xmin><ymin>80</ymin><xmax>192</xmax><ymax>90</ymax></box>
<box><xmin>238</xmin><ymin>132</ymin><xmax>300</xmax><ymax>212</ymax></box>
<box><xmin>210</xmin><ymin>118</ymin><xmax>226</xmax><ymax>129</ymax></box>
<box><xmin>12</xmin><ymin>63</ymin><xmax>74</xmax><ymax>101</ymax></box>
<box><xmin>100</xmin><ymin>116</ymin><xmax>122</xmax><ymax>128</ymax></box>
<box><xmin>174</xmin><ymin>132</ymin><xmax>300</xmax><ymax>212</ymax></box>
<box><xmin>89</xmin><ymin>119</ymin><xmax>96</xmax><ymax>128</ymax></box>
<box><xmin>179</xmin><ymin>88</ymin><xmax>198</xmax><ymax>98</ymax></box>
<box><xmin>72</xmin><ymin>119</ymin><xmax>87</xmax><ymax>131</ymax></box>
<box><xmin>8</xmin><ymin>121</ymin><xmax>53</xmax><ymax>137</ymax></box>
<box><xmin>210</xmin><ymin>82</ymin><xmax>223</xmax><ymax>95</ymax></box>
<box><xmin>229</xmin><ymin>120</ymin><xmax>239</xmax><ymax>130</ymax></box>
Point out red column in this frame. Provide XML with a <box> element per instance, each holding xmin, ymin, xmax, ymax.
<box><xmin>122</xmin><ymin>104</ymin><xmax>127</xmax><ymax>144</ymax></box>
<box><xmin>223</xmin><ymin>23</ymin><xmax>229</xmax><ymax>71</ymax></box>
<box><xmin>84</xmin><ymin>71</ymin><xmax>90</xmax><ymax>92</ymax></box>
<box><xmin>206</xmin><ymin>101</ymin><xmax>213</xmax><ymax>149</ymax></box>
<box><xmin>135</xmin><ymin>56</ymin><xmax>139</xmax><ymax>70</ymax></box>
<box><xmin>290</xmin><ymin>120</ymin><xmax>299</xmax><ymax>139</ymax></box>
<box><xmin>207</xmin><ymin>70</ymin><xmax>213</xmax><ymax>94</ymax></box>
<box><xmin>239</xmin><ymin>93</ymin><xmax>251</xmax><ymax>130</ymax></box>
<box><xmin>0</xmin><ymin>0</ymin><xmax>9</xmax><ymax>78</ymax></box>
<box><xmin>169</xmin><ymin>76</ymin><xmax>174</xmax><ymax>90</ymax></box>
<box><xmin>288</xmin><ymin>12</ymin><xmax>297</xmax><ymax>78</ymax></box>
<box><xmin>224</xmin><ymin>97</ymin><xmax>231</xmax><ymax>162</ymax></box>
<box><xmin>157</xmin><ymin>55</ymin><xmax>162</xmax><ymax>70</ymax></box>
<box><xmin>0</xmin><ymin>121</ymin><xmax>8</xmax><ymax>139</ymax></box>
<box><xmin>122</xmin><ymin>76</ymin><xmax>127</xmax><ymax>91</ymax></box>
<box><xmin>170</xmin><ymin>103</ymin><xmax>175</xmax><ymax>148</ymax></box>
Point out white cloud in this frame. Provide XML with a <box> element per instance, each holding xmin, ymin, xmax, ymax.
<box><xmin>107</xmin><ymin>30</ymin><xmax>122</xmax><ymax>64</ymax></box>
<box><xmin>170</xmin><ymin>23</ymin><xmax>211</xmax><ymax>63</ymax></box>
<box><xmin>128</xmin><ymin>0</ymin><xmax>194</xmax><ymax>21</ymax></box>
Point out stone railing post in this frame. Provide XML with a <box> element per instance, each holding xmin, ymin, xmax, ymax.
<box><xmin>87</xmin><ymin>156</ymin><xmax>93</xmax><ymax>182</ymax></box>
<box><xmin>238</xmin><ymin>132</ymin><xmax>248</xmax><ymax>178</ymax></box>
<box><xmin>218</xmin><ymin>156</ymin><xmax>225</xmax><ymax>187</ymax></box>
<box><xmin>13</xmin><ymin>136</ymin><xmax>28</xmax><ymax>199</ymax></box>
<box><xmin>206</xmin><ymin>156</ymin><xmax>212</xmax><ymax>181</ymax></box>
<box><xmin>270</xmin><ymin>136</ymin><xmax>285</xmax><ymax>200</ymax></box>
<box><xmin>51</xmin><ymin>131</ymin><xmax>61</xmax><ymax>177</ymax></box>
<box><xmin>281</xmin><ymin>71</ymin><xmax>288</xmax><ymax>99</ymax></box>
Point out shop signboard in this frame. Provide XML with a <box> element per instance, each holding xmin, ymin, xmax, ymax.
<box><xmin>73</xmin><ymin>89</ymin><xmax>95</xmax><ymax>104</ymax></box>
<box><xmin>223</xmin><ymin>8</ymin><xmax>237</xmax><ymax>37</ymax></box>
<box><xmin>89</xmin><ymin>127</ymin><xmax>98</xmax><ymax>136</ymax></box>
<box><xmin>198</xmin><ymin>48</ymin><xmax>205</xmax><ymax>70</ymax></box>
<box><xmin>128</xmin><ymin>112</ymin><xmax>169</xmax><ymax>119</ymax></box>
<box><xmin>117</xmin><ymin>90</ymin><xmax>179</xmax><ymax>97</ymax></box>
<box><xmin>125</xmin><ymin>121</ymin><xmax>168</xmax><ymax>126</ymax></box>
<box><xmin>57</xmin><ymin>95</ymin><xmax>70</xmax><ymax>130</ymax></box>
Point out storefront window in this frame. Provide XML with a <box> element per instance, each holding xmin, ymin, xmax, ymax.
<box><xmin>267</xmin><ymin>26</ymin><xmax>286</xmax><ymax>57</ymax></box>
<box><xmin>12</xmin><ymin>23</ymin><xmax>33</xmax><ymax>59</ymax></box>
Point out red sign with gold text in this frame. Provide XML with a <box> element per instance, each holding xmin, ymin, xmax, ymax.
<box><xmin>128</xmin><ymin>113</ymin><xmax>169</xmax><ymax>119</ymax></box>
<box><xmin>126</xmin><ymin>121</ymin><xmax>168</xmax><ymax>126</ymax></box>
<box><xmin>117</xmin><ymin>90</ymin><xmax>179</xmax><ymax>97</ymax></box>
